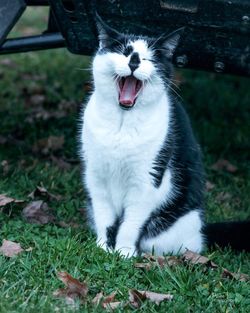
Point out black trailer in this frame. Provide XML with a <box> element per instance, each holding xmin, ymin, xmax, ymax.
<box><xmin>0</xmin><ymin>0</ymin><xmax>250</xmax><ymax>77</ymax></box>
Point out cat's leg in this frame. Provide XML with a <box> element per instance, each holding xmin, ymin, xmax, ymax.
<box><xmin>86</xmin><ymin>172</ymin><xmax>116</xmax><ymax>251</ymax></box>
<box><xmin>139</xmin><ymin>210</ymin><xmax>204</xmax><ymax>255</ymax></box>
<box><xmin>114</xmin><ymin>190</ymin><xmax>156</xmax><ymax>257</ymax></box>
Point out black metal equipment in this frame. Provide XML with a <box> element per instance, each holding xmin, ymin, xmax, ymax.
<box><xmin>0</xmin><ymin>0</ymin><xmax>250</xmax><ymax>77</ymax></box>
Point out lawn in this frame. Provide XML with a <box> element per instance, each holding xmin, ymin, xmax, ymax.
<box><xmin>0</xmin><ymin>7</ymin><xmax>249</xmax><ymax>313</ymax></box>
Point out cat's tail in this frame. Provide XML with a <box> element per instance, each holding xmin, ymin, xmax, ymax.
<box><xmin>203</xmin><ymin>221</ymin><xmax>250</xmax><ymax>252</ymax></box>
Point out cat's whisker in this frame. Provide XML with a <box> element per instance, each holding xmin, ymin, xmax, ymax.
<box><xmin>75</xmin><ymin>67</ymin><xmax>92</xmax><ymax>72</ymax></box>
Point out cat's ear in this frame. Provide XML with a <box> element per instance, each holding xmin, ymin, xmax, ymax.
<box><xmin>160</xmin><ymin>27</ymin><xmax>185</xmax><ymax>58</ymax></box>
<box><xmin>95</xmin><ymin>13</ymin><xmax>121</xmax><ymax>49</ymax></box>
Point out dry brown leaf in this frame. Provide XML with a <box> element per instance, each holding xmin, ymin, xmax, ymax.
<box><xmin>141</xmin><ymin>290</ymin><xmax>173</xmax><ymax>304</ymax></box>
<box><xmin>32</xmin><ymin>135</ymin><xmax>64</xmax><ymax>155</ymax></box>
<box><xmin>183</xmin><ymin>250</ymin><xmax>249</xmax><ymax>283</ymax></box>
<box><xmin>137</xmin><ymin>254</ymin><xmax>181</xmax><ymax>270</ymax></box>
<box><xmin>211</xmin><ymin>159</ymin><xmax>237</xmax><ymax>173</ymax></box>
<box><xmin>102</xmin><ymin>292</ymin><xmax>120</xmax><ymax>309</ymax></box>
<box><xmin>29</xmin><ymin>94</ymin><xmax>46</xmax><ymax>106</ymax></box>
<box><xmin>222</xmin><ymin>268</ymin><xmax>250</xmax><ymax>282</ymax></box>
<box><xmin>215</xmin><ymin>192</ymin><xmax>232</xmax><ymax>203</ymax></box>
<box><xmin>0</xmin><ymin>58</ymin><xmax>17</xmax><ymax>68</ymax></box>
<box><xmin>57</xmin><ymin>221</ymin><xmax>80</xmax><ymax>229</ymax></box>
<box><xmin>129</xmin><ymin>289</ymin><xmax>146</xmax><ymax>308</ymax></box>
<box><xmin>92</xmin><ymin>292</ymin><xmax>104</xmax><ymax>305</ymax></box>
<box><xmin>53</xmin><ymin>272</ymin><xmax>88</xmax><ymax>305</ymax></box>
<box><xmin>103</xmin><ymin>301</ymin><xmax>123</xmax><ymax>310</ymax></box>
<box><xmin>134</xmin><ymin>262</ymin><xmax>152</xmax><ymax>270</ymax></box>
<box><xmin>129</xmin><ymin>289</ymin><xmax>173</xmax><ymax>307</ymax></box>
<box><xmin>182</xmin><ymin>250</ymin><xmax>218</xmax><ymax>268</ymax></box>
<box><xmin>162</xmin><ymin>256</ymin><xmax>182</xmax><ymax>267</ymax></box>
<box><xmin>0</xmin><ymin>239</ymin><xmax>23</xmax><ymax>257</ymax></box>
<box><xmin>22</xmin><ymin>200</ymin><xmax>55</xmax><ymax>224</ymax></box>
<box><xmin>0</xmin><ymin>194</ymin><xmax>24</xmax><ymax>207</ymax></box>
<box><xmin>143</xmin><ymin>253</ymin><xmax>158</xmax><ymax>262</ymax></box>
<box><xmin>28</xmin><ymin>185</ymin><xmax>62</xmax><ymax>201</ymax></box>
<box><xmin>25</xmin><ymin>107</ymin><xmax>67</xmax><ymax>123</ymax></box>
<box><xmin>57</xmin><ymin>272</ymin><xmax>88</xmax><ymax>297</ymax></box>
<box><xmin>51</xmin><ymin>156</ymin><xmax>72</xmax><ymax>170</ymax></box>
<box><xmin>205</xmin><ymin>180</ymin><xmax>215</xmax><ymax>192</ymax></box>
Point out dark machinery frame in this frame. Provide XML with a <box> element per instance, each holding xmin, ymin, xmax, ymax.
<box><xmin>0</xmin><ymin>0</ymin><xmax>250</xmax><ymax>77</ymax></box>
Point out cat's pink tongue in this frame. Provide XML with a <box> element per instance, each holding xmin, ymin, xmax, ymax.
<box><xmin>119</xmin><ymin>76</ymin><xmax>138</xmax><ymax>106</ymax></box>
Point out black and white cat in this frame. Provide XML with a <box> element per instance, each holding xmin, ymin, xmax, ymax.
<box><xmin>80</xmin><ymin>16</ymin><xmax>249</xmax><ymax>257</ymax></box>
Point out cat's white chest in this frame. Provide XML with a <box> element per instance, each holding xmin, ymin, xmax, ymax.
<box><xmin>82</xmin><ymin>94</ymin><xmax>170</xmax><ymax>214</ymax></box>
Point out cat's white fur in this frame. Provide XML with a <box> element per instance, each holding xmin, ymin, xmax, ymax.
<box><xmin>81</xmin><ymin>39</ymin><xmax>203</xmax><ymax>257</ymax></box>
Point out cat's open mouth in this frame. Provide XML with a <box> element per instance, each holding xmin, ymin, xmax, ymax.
<box><xmin>118</xmin><ymin>76</ymin><xmax>143</xmax><ymax>110</ymax></box>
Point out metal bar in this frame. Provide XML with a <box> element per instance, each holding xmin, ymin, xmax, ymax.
<box><xmin>24</xmin><ymin>0</ymin><xmax>49</xmax><ymax>5</ymax></box>
<box><xmin>0</xmin><ymin>0</ymin><xmax>26</xmax><ymax>45</ymax></box>
<box><xmin>0</xmin><ymin>33</ymin><xmax>65</xmax><ymax>54</ymax></box>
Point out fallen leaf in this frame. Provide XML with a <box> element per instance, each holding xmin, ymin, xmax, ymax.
<box><xmin>205</xmin><ymin>180</ymin><xmax>215</xmax><ymax>192</ymax></box>
<box><xmin>58</xmin><ymin>100</ymin><xmax>78</xmax><ymax>112</ymax></box>
<box><xmin>134</xmin><ymin>262</ymin><xmax>152</xmax><ymax>270</ymax></box>
<box><xmin>183</xmin><ymin>250</ymin><xmax>249</xmax><ymax>283</ymax></box>
<box><xmin>0</xmin><ymin>239</ymin><xmax>23</xmax><ymax>257</ymax></box>
<box><xmin>29</xmin><ymin>94</ymin><xmax>46</xmax><ymax>106</ymax></box>
<box><xmin>102</xmin><ymin>292</ymin><xmax>120</xmax><ymax>309</ymax></box>
<box><xmin>128</xmin><ymin>289</ymin><xmax>146</xmax><ymax>308</ymax></box>
<box><xmin>160</xmin><ymin>256</ymin><xmax>182</xmax><ymax>267</ymax></box>
<box><xmin>182</xmin><ymin>250</ymin><xmax>218</xmax><ymax>268</ymax></box>
<box><xmin>92</xmin><ymin>292</ymin><xmax>104</xmax><ymax>305</ymax></box>
<box><xmin>0</xmin><ymin>58</ymin><xmax>17</xmax><ymax>68</ymax></box>
<box><xmin>22</xmin><ymin>200</ymin><xmax>55</xmax><ymax>224</ymax></box>
<box><xmin>103</xmin><ymin>301</ymin><xmax>123</xmax><ymax>310</ymax></box>
<box><xmin>142</xmin><ymin>290</ymin><xmax>173</xmax><ymax>304</ymax></box>
<box><xmin>129</xmin><ymin>289</ymin><xmax>173</xmax><ymax>307</ymax></box>
<box><xmin>53</xmin><ymin>272</ymin><xmax>88</xmax><ymax>305</ymax></box>
<box><xmin>211</xmin><ymin>159</ymin><xmax>237</xmax><ymax>173</ymax></box>
<box><xmin>0</xmin><ymin>194</ymin><xmax>24</xmax><ymax>207</ymax></box>
<box><xmin>215</xmin><ymin>192</ymin><xmax>232</xmax><ymax>203</ymax></box>
<box><xmin>136</xmin><ymin>254</ymin><xmax>182</xmax><ymax>270</ymax></box>
<box><xmin>28</xmin><ymin>185</ymin><xmax>62</xmax><ymax>201</ymax></box>
<box><xmin>222</xmin><ymin>268</ymin><xmax>250</xmax><ymax>282</ymax></box>
<box><xmin>32</xmin><ymin>135</ymin><xmax>64</xmax><ymax>155</ymax></box>
<box><xmin>57</xmin><ymin>221</ymin><xmax>80</xmax><ymax>229</ymax></box>
<box><xmin>51</xmin><ymin>156</ymin><xmax>72</xmax><ymax>170</ymax></box>
<box><xmin>25</xmin><ymin>107</ymin><xmax>67</xmax><ymax>123</ymax></box>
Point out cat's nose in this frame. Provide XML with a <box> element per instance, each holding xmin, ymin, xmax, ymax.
<box><xmin>128</xmin><ymin>52</ymin><xmax>140</xmax><ymax>73</ymax></box>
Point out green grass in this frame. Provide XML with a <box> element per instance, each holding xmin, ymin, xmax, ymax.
<box><xmin>0</xmin><ymin>7</ymin><xmax>249</xmax><ymax>313</ymax></box>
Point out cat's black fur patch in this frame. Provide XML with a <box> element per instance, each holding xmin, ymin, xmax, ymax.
<box><xmin>150</xmin><ymin>134</ymin><xmax>174</xmax><ymax>188</ymax></box>
<box><xmin>138</xmin><ymin>100</ymin><xmax>205</xmax><ymax>248</ymax></box>
<box><xmin>106</xmin><ymin>218</ymin><xmax>121</xmax><ymax>249</ymax></box>
<box><xmin>124</xmin><ymin>45</ymin><xmax>133</xmax><ymax>56</ymax></box>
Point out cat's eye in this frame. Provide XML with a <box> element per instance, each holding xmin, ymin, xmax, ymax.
<box><xmin>124</xmin><ymin>45</ymin><xmax>133</xmax><ymax>57</ymax></box>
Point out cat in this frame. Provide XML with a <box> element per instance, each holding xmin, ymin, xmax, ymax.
<box><xmin>80</xmin><ymin>15</ymin><xmax>250</xmax><ymax>257</ymax></box>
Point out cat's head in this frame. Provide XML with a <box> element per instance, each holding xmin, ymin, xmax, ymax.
<box><xmin>93</xmin><ymin>15</ymin><xmax>184</xmax><ymax>110</ymax></box>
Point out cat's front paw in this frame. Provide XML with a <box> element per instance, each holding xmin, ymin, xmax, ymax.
<box><xmin>96</xmin><ymin>238</ymin><xmax>109</xmax><ymax>252</ymax></box>
<box><xmin>116</xmin><ymin>245</ymin><xmax>137</xmax><ymax>258</ymax></box>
